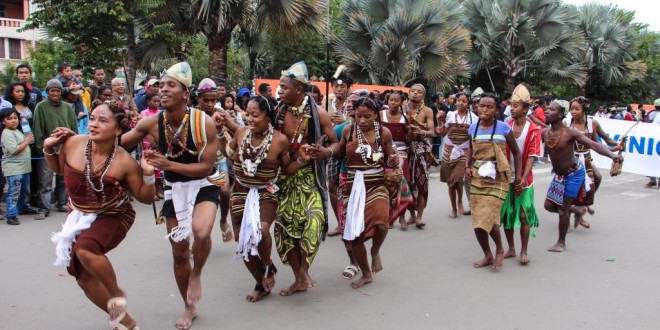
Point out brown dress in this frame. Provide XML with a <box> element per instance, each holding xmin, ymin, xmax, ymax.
<box><xmin>63</xmin><ymin>163</ymin><xmax>135</xmax><ymax>278</ymax></box>
<box><xmin>440</xmin><ymin>112</ymin><xmax>474</xmax><ymax>186</ymax></box>
<box><xmin>342</xmin><ymin>138</ymin><xmax>390</xmax><ymax>240</ymax></box>
<box><xmin>229</xmin><ymin>158</ymin><xmax>279</xmax><ymax>239</ymax></box>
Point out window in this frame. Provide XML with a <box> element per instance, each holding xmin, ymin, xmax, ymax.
<box><xmin>8</xmin><ymin>38</ymin><xmax>21</xmax><ymax>59</ymax></box>
<box><xmin>0</xmin><ymin>38</ymin><xmax>5</xmax><ymax>59</ymax></box>
<box><xmin>0</xmin><ymin>5</ymin><xmax>5</xmax><ymax>18</ymax></box>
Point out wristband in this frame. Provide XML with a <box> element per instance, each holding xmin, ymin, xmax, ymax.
<box><xmin>327</xmin><ymin>147</ymin><xmax>334</xmax><ymax>159</ymax></box>
<box><xmin>143</xmin><ymin>174</ymin><xmax>156</xmax><ymax>184</ymax></box>
<box><xmin>43</xmin><ymin>148</ymin><xmax>57</xmax><ymax>156</ymax></box>
<box><xmin>296</xmin><ymin>157</ymin><xmax>308</xmax><ymax>167</ymax></box>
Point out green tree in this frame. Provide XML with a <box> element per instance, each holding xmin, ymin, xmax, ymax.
<box><xmin>332</xmin><ymin>0</ymin><xmax>472</xmax><ymax>90</ymax></box>
<box><xmin>463</xmin><ymin>0</ymin><xmax>586</xmax><ymax>92</ymax></box>
<box><xmin>570</xmin><ymin>3</ymin><xmax>646</xmax><ymax>96</ymax></box>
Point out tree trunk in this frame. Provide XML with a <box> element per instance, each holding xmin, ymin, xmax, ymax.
<box><xmin>504</xmin><ymin>74</ymin><xmax>516</xmax><ymax>93</ymax></box>
<box><xmin>125</xmin><ymin>21</ymin><xmax>138</xmax><ymax>94</ymax></box>
<box><xmin>207</xmin><ymin>29</ymin><xmax>233</xmax><ymax>83</ymax></box>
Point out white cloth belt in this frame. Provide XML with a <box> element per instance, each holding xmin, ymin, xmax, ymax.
<box><xmin>51</xmin><ymin>208</ymin><xmax>99</xmax><ymax>267</ymax></box>
<box><xmin>445</xmin><ymin>138</ymin><xmax>470</xmax><ymax>161</ymax></box>
<box><xmin>475</xmin><ymin>160</ymin><xmax>497</xmax><ymax>179</ymax></box>
<box><xmin>344</xmin><ymin>168</ymin><xmax>382</xmax><ymax>241</ymax></box>
<box><xmin>234</xmin><ymin>178</ymin><xmax>266</xmax><ymax>261</ymax></box>
<box><xmin>576</xmin><ymin>152</ymin><xmax>592</xmax><ymax>193</ymax></box>
<box><xmin>164</xmin><ymin>178</ymin><xmax>212</xmax><ymax>242</ymax></box>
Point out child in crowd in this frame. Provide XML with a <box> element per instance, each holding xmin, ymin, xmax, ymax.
<box><xmin>1</xmin><ymin>108</ymin><xmax>37</xmax><ymax>225</ymax></box>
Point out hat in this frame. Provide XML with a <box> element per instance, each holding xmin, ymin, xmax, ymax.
<box><xmin>147</xmin><ymin>79</ymin><xmax>160</xmax><ymax>87</ymax></box>
<box><xmin>654</xmin><ymin>98</ymin><xmax>660</xmax><ymax>107</ymax></box>
<box><xmin>196</xmin><ymin>78</ymin><xmax>217</xmax><ymax>93</ymax></box>
<box><xmin>164</xmin><ymin>62</ymin><xmax>192</xmax><ymax>88</ymax></box>
<box><xmin>237</xmin><ymin>87</ymin><xmax>251</xmax><ymax>98</ymax></box>
<box><xmin>281</xmin><ymin>61</ymin><xmax>309</xmax><ymax>85</ymax></box>
<box><xmin>331</xmin><ymin>65</ymin><xmax>353</xmax><ymax>86</ymax></box>
<box><xmin>46</xmin><ymin>79</ymin><xmax>63</xmax><ymax>91</ymax></box>
<box><xmin>471</xmin><ymin>87</ymin><xmax>484</xmax><ymax>98</ymax></box>
<box><xmin>511</xmin><ymin>84</ymin><xmax>531</xmax><ymax>104</ymax></box>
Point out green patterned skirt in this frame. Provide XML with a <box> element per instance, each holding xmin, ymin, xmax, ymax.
<box><xmin>500</xmin><ymin>184</ymin><xmax>539</xmax><ymax>230</ymax></box>
<box><xmin>274</xmin><ymin>166</ymin><xmax>324</xmax><ymax>266</ymax></box>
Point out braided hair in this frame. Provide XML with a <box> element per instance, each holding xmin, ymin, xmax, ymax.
<box><xmin>247</xmin><ymin>95</ymin><xmax>278</xmax><ymax>127</ymax></box>
<box><xmin>570</xmin><ymin>96</ymin><xmax>591</xmax><ymax>134</ymax></box>
<box><xmin>472</xmin><ymin>92</ymin><xmax>498</xmax><ymax>141</ymax></box>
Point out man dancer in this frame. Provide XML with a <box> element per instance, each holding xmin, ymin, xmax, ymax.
<box><xmin>501</xmin><ymin>85</ymin><xmax>541</xmax><ymax>264</ymax></box>
<box><xmin>253</xmin><ymin>62</ymin><xmax>337</xmax><ymax>295</ymax></box>
<box><xmin>403</xmin><ymin>84</ymin><xmax>435</xmax><ymax>228</ymax></box>
<box><xmin>543</xmin><ymin>101</ymin><xmax>621</xmax><ymax>252</ymax></box>
<box><xmin>121</xmin><ymin>62</ymin><xmax>219</xmax><ymax>330</ymax></box>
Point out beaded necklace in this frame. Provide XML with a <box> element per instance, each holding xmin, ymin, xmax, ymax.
<box><xmin>333</xmin><ymin>97</ymin><xmax>348</xmax><ymax>117</ymax></box>
<box><xmin>238</xmin><ymin>124</ymin><xmax>274</xmax><ymax>177</ymax></box>
<box><xmin>356</xmin><ymin>121</ymin><xmax>383</xmax><ymax>166</ymax></box>
<box><xmin>277</xmin><ymin>95</ymin><xmax>311</xmax><ymax>155</ymax></box>
<box><xmin>404</xmin><ymin>102</ymin><xmax>425</xmax><ymax>124</ymax></box>
<box><xmin>546</xmin><ymin>126</ymin><xmax>565</xmax><ymax>149</ymax></box>
<box><xmin>84</xmin><ymin>137</ymin><xmax>117</xmax><ymax>195</ymax></box>
<box><xmin>163</xmin><ymin>108</ymin><xmax>198</xmax><ymax>159</ymax></box>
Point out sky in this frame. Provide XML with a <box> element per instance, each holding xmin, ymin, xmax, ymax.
<box><xmin>562</xmin><ymin>0</ymin><xmax>660</xmax><ymax>32</ymax></box>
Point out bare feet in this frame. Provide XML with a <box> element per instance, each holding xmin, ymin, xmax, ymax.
<box><xmin>398</xmin><ymin>217</ymin><xmax>408</xmax><ymax>231</ymax></box>
<box><xmin>520</xmin><ymin>251</ymin><xmax>530</xmax><ymax>265</ymax></box>
<box><xmin>327</xmin><ymin>226</ymin><xmax>342</xmax><ymax>237</ymax></box>
<box><xmin>473</xmin><ymin>256</ymin><xmax>494</xmax><ymax>268</ymax></box>
<box><xmin>503</xmin><ymin>249</ymin><xmax>516</xmax><ymax>259</ymax></box>
<box><xmin>548</xmin><ymin>242</ymin><xmax>566</xmax><ymax>252</ymax></box>
<box><xmin>221</xmin><ymin>222</ymin><xmax>233</xmax><ymax>242</ymax></box>
<box><xmin>493</xmin><ymin>251</ymin><xmax>504</xmax><ymax>270</ymax></box>
<box><xmin>175</xmin><ymin>306</ymin><xmax>197</xmax><ymax>330</ymax></box>
<box><xmin>574</xmin><ymin>207</ymin><xmax>587</xmax><ymax>228</ymax></box>
<box><xmin>279</xmin><ymin>281</ymin><xmax>308</xmax><ymax>296</ymax></box>
<box><xmin>448</xmin><ymin>210</ymin><xmax>457</xmax><ymax>219</ymax></box>
<box><xmin>186</xmin><ymin>274</ymin><xmax>202</xmax><ymax>306</ymax></box>
<box><xmin>246</xmin><ymin>288</ymin><xmax>270</xmax><ymax>303</ymax></box>
<box><xmin>458</xmin><ymin>203</ymin><xmax>466</xmax><ymax>215</ymax></box>
<box><xmin>371</xmin><ymin>254</ymin><xmax>383</xmax><ymax>273</ymax></box>
<box><xmin>351</xmin><ymin>274</ymin><xmax>373</xmax><ymax>288</ymax></box>
<box><xmin>579</xmin><ymin>219</ymin><xmax>591</xmax><ymax>229</ymax></box>
<box><xmin>587</xmin><ymin>207</ymin><xmax>595</xmax><ymax>215</ymax></box>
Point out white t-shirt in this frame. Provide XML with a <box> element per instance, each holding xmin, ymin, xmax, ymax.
<box><xmin>444</xmin><ymin>110</ymin><xmax>478</xmax><ymax>127</ymax></box>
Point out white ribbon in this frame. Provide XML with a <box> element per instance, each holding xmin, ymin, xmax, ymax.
<box><xmin>51</xmin><ymin>209</ymin><xmax>98</xmax><ymax>266</ymax></box>
<box><xmin>577</xmin><ymin>153</ymin><xmax>593</xmax><ymax>193</ymax></box>
<box><xmin>235</xmin><ymin>186</ymin><xmax>263</xmax><ymax>261</ymax></box>
<box><xmin>165</xmin><ymin>178</ymin><xmax>211</xmax><ymax>242</ymax></box>
<box><xmin>445</xmin><ymin>138</ymin><xmax>470</xmax><ymax>161</ymax></box>
<box><xmin>356</xmin><ymin>144</ymin><xmax>373</xmax><ymax>158</ymax></box>
<box><xmin>344</xmin><ymin>170</ymin><xmax>366</xmax><ymax>241</ymax></box>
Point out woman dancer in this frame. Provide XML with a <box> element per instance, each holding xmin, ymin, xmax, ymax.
<box><xmin>47</xmin><ymin>100</ymin><xmax>155</xmax><ymax>330</ymax></box>
<box><xmin>565</xmin><ymin>96</ymin><xmax>622</xmax><ymax>228</ymax></box>
<box><xmin>437</xmin><ymin>92</ymin><xmax>478</xmax><ymax>218</ymax></box>
<box><xmin>221</xmin><ymin>96</ymin><xmax>289</xmax><ymax>302</ymax></box>
<box><xmin>379</xmin><ymin>90</ymin><xmax>414</xmax><ymax>229</ymax></box>
<box><xmin>330</xmin><ymin>97</ymin><xmax>397</xmax><ymax>288</ymax></box>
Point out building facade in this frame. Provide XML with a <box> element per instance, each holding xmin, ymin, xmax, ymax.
<box><xmin>0</xmin><ymin>0</ymin><xmax>38</xmax><ymax>67</ymax></box>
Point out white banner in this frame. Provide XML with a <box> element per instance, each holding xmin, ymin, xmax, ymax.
<box><xmin>589</xmin><ymin>117</ymin><xmax>660</xmax><ymax>177</ymax></box>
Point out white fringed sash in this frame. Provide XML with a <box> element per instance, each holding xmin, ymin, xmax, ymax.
<box><xmin>445</xmin><ymin>138</ymin><xmax>470</xmax><ymax>161</ymax></box>
<box><xmin>344</xmin><ymin>168</ymin><xmax>382</xmax><ymax>241</ymax></box>
<box><xmin>51</xmin><ymin>208</ymin><xmax>98</xmax><ymax>266</ymax></box>
<box><xmin>164</xmin><ymin>178</ymin><xmax>212</xmax><ymax>242</ymax></box>
<box><xmin>576</xmin><ymin>152</ymin><xmax>592</xmax><ymax>193</ymax></box>
<box><xmin>234</xmin><ymin>178</ymin><xmax>266</xmax><ymax>261</ymax></box>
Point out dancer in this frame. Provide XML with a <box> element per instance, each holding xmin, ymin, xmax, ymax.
<box><xmin>197</xmin><ymin>78</ymin><xmax>232</xmax><ymax>241</ymax></box>
<box><xmin>543</xmin><ymin>101</ymin><xmax>621</xmax><ymax>252</ymax></box>
<box><xmin>437</xmin><ymin>92</ymin><xmax>478</xmax><ymax>219</ymax></box>
<box><xmin>48</xmin><ymin>100</ymin><xmax>155</xmax><ymax>330</ymax></box>
<box><xmin>221</xmin><ymin>96</ymin><xmax>289</xmax><ymax>302</ymax></box>
<box><xmin>465</xmin><ymin>93</ymin><xmax>521</xmax><ymax>270</ymax></box>
<box><xmin>120</xmin><ymin>62</ymin><xmax>219</xmax><ymax>330</ymax></box>
<box><xmin>402</xmin><ymin>84</ymin><xmax>434</xmax><ymax>228</ymax></box>
<box><xmin>500</xmin><ymin>85</ymin><xmax>541</xmax><ymax>264</ymax></box>
<box><xmin>330</xmin><ymin>97</ymin><xmax>397</xmax><ymax>288</ymax></box>
<box><xmin>565</xmin><ymin>96</ymin><xmax>622</xmax><ymax>228</ymax></box>
<box><xmin>380</xmin><ymin>90</ymin><xmax>415</xmax><ymax>229</ymax></box>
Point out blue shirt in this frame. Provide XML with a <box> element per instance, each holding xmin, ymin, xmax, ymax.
<box><xmin>468</xmin><ymin>120</ymin><xmax>511</xmax><ymax>143</ymax></box>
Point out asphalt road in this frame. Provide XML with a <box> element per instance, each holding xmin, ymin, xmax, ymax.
<box><xmin>1</xmin><ymin>164</ymin><xmax>659</xmax><ymax>330</ymax></box>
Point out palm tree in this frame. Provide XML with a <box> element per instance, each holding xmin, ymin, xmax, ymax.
<box><xmin>192</xmin><ymin>0</ymin><xmax>328</xmax><ymax>82</ymax></box>
<box><xmin>569</xmin><ymin>3</ymin><xmax>646</xmax><ymax>96</ymax></box>
<box><xmin>462</xmin><ymin>0</ymin><xmax>586</xmax><ymax>92</ymax></box>
<box><xmin>332</xmin><ymin>0</ymin><xmax>472</xmax><ymax>90</ymax></box>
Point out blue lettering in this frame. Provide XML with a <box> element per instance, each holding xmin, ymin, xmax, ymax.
<box><xmin>656</xmin><ymin>140</ymin><xmax>660</xmax><ymax>156</ymax></box>
<box><xmin>629</xmin><ymin>136</ymin><xmax>645</xmax><ymax>154</ymax></box>
<box><xmin>649</xmin><ymin>138</ymin><xmax>655</xmax><ymax>155</ymax></box>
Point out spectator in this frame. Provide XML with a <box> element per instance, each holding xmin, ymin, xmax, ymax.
<box><xmin>0</xmin><ymin>82</ymin><xmax>12</xmax><ymax>109</ymax></box>
<box><xmin>445</xmin><ymin>92</ymin><xmax>456</xmax><ymax>112</ymax></box>
<box><xmin>236</xmin><ymin>87</ymin><xmax>251</xmax><ymax>110</ymax></box>
<box><xmin>624</xmin><ymin>106</ymin><xmax>635</xmax><ymax>121</ymax></box>
<box><xmin>85</xmin><ymin>67</ymin><xmax>106</xmax><ymax>102</ymax></box>
<box><xmin>217</xmin><ymin>81</ymin><xmax>227</xmax><ymax>96</ymax></box>
<box><xmin>15</xmin><ymin>64</ymin><xmax>43</xmax><ymax>111</ymax></box>
<box><xmin>594</xmin><ymin>105</ymin><xmax>608</xmax><ymax>118</ymax></box>
<box><xmin>72</xmin><ymin>69</ymin><xmax>92</xmax><ymax>110</ymax></box>
<box><xmin>134</xmin><ymin>77</ymin><xmax>159</xmax><ymax>111</ymax></box>
<box><xmin>55</xmin><ymin>63</ymin><xmax>82</xmax><ymax>96</ymax></box>
<box><xmin>499</xmin><ymin>92</ymin><xmax>512</xmax><ymax>120</ymax></box>
<box><xmin>33</xmin><ymin>79</ymin><xmax>78</xmax><ymax>220</ymax></box>
<box><xmin>98</xmin><ymin>86</ymin><xmax>113</xmax><ymax>102</ymax></box>
<box><xmin>257</xmin><ymin>82</ymin><xmax>272</xmax><ymax>98</ymax></box>
<box><xmin>111</xmin><ymin>77</ymin><xmax>137</xmax><ymax>114</ymax></box>
<box><xmin>0</xmin><ymin>107</ymin><xmax>36</xmax><ymax>225</ymax></box>
<box><xmin>307</xmin><ymin>84</ymin><xmax>324</xmax><ymax>107</ymax></box>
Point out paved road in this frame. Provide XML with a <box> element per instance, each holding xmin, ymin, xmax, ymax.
<box><xmin>1</xmin><ymin>164</ymin><xmax>659</xmax><ymax>329</ymax></box>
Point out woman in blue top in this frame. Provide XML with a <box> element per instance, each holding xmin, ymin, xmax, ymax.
<box><xmin>465</xmin><ymin>93</ymin><xmax>522</xmax><ymax>270</ymax></box>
